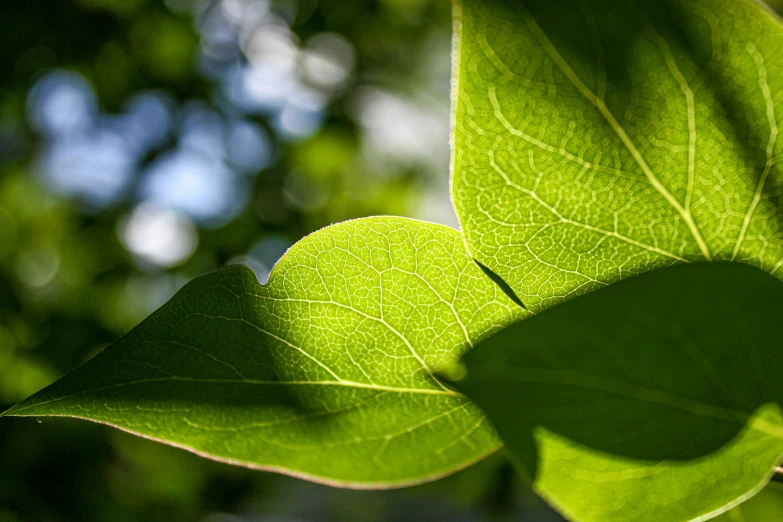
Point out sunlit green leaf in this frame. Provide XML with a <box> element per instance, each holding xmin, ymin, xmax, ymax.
<box><xmin>458</xmin><ymin>262</ymin><xmax>783</xmax><ymax>522</ymax></box>
<box><xmin>2</xmin><ymin>217</ymin><xmax>525</xmax><ymax>486</ymax></box>
<box><xmin>452</xmin><ymin>0</ymin><xmax>783</xmax><ymax>311</ymax></box>
<box><xmin>716</xmin><ymin>481</ymin><xmax>783</xmax><ymax>521</ymax></box>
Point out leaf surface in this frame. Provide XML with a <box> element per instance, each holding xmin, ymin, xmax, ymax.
<box><xmin>716</xmin><ymin>482</ymin><xmax>783</xmax><ymax>521</ymax></box>
<box><xmin>452</xmin><ymin>0</ymin><xmax>783</xmax><ymax>311</ymax></box>
<box><xmin>457</xmin><ymin>262</ymin><xmax>783</xmax><ymax>522</ymax></box>
<box><xmin>2</xmin><ymin>217</ymin><xmax>526</xmax><ymax>487</ymax></box>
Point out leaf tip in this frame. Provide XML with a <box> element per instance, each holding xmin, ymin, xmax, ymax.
<box><xmin>1</xmin><ymin>393</ymin><xmax>44</xmax><ymax>418</ymax></box>
<box><xmin>0</xmin><ymin>403</ymin><xmax>20</xmax><ymax>418</ymax></box>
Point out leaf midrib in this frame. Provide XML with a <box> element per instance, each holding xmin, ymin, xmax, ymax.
<box><xmin>3</xmin><ymin>376</ymin><xmax>463</xmax><ymax>417</ymax></box>
<box><xmin>515</xmin><ymin>1</ymin><xmax>714</xmax><ymax>261</ymax></box>
<box><xmin>469</xmin><ymin>366</ymin><xmax>783</xmax><ymax>441</ymax></box>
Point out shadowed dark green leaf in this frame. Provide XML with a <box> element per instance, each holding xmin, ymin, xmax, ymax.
<box><xmin>457</xmin><ymin>262</ymin><xmax>783</xmax><ymax>522</ymax></box>
<box><xmin>2</xmin><ymin>217</ymin><xmax>526</xmax><ymax>487</ymax></box>
<box><xmin>452</xmin><ymin>0</ymin><xmax>783</xmax><ymax>312</ymax></box>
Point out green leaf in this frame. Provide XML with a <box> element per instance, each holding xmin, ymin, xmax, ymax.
<box><xmin>452</xmin><ymin>0</ymin><xmax>783</xmax><ymax>312</ymax></box>
<box><xmin>716</xmin><ymin>482</ymin><xmax>783</xmax><ymax>521</ymax></box>
<box><xmin>2</xmin><ymin>217</ymin><xmax>526</xmax><ymax>487</ymax></box>
<box><xmin>456</xmin><ymin>262</ymin><xmax>783</xmax><ymax>522</ymax></box>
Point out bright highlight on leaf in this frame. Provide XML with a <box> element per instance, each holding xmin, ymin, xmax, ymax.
<box><xmin>452</xmin><ymin>0</ymin><xmax>783</xmax><ymax>311</ymax></box>
<box><xmin>2</xmin><ymin>217</ymin><xmax>525</xmax><ymax>486</ymax></box>
<box><xmin>457</xmin><ymin>263</ymin><xmax>783</xmax><ymax>522</ymax></box>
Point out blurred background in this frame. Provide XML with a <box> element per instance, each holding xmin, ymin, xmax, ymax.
<box><xmin>1</xmin><ymin>0</ymin><xmax>783</xmax><ymax>520</ymax></box>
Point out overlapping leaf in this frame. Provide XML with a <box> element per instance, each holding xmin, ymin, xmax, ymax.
<box><xmin>2</xmin><ymin>217</ymin><xmax>525</xmax><ymax>486</ymax></box>
<box><xmin>452</xmin><ymin>0</ymin><xmax>783</xmax><ymax>311</ymax></box>
<box><xmin>458</xmin><ymin>263</ymin><xmax>783</xmax><ymax>522</ymax></box>
<box><xmin>451</xmin><ymin>0</ymin><xmax>783</xmax><ymax>519</ymax></box>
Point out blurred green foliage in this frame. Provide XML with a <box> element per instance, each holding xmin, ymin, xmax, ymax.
<box><xmin>1</xmin><ymin>0</ymin><xmax>783</xmax><ymax>520</ymax></box>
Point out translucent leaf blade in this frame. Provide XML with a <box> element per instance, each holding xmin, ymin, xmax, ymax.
<box><xmin>3</xmin><ymin>217</ymin><xmax>527</xmax><ymax>487</ymax></box>
<box><xmin>452</xmin><ymin>0</ymin><xmax>783</xmax><ymax>311</ymax></box>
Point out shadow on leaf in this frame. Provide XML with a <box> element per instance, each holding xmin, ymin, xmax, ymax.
<box><xmin>457</xmin><ymin>262</ymin><xmax>783</xmax><ymax>483</ymax></box>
